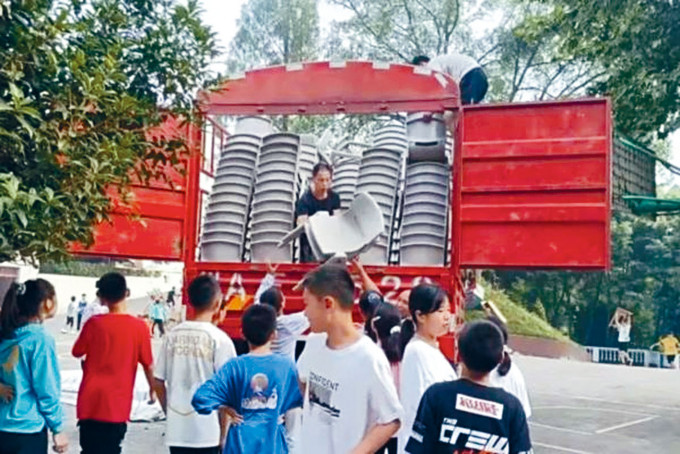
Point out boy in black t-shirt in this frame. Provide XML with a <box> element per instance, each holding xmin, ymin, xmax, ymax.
<box><xmin>405</xmin><ymin>320</ymin><xmax>532</xmax><ymax>454</ymax></box>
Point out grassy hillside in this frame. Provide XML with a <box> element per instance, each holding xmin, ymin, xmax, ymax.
<box><xmin>466</xmin><ymin>286</ymin><xmax>569</xmax><ymax>342</ymax></box>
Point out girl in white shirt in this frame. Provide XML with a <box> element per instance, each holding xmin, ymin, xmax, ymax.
<box><xmin>398</xmin><ymin>284</ymin><xmax>457</xmax><ymax>454</ymax></box>
<box><xmin>370</xmin><ymin>302</ymin><xmax>404</xmax><ymax>454</ymax></box>
<box><xmin>487</xmin><ymin>316</ymin><xmax>532</xmax><ymax>419</ymax></box>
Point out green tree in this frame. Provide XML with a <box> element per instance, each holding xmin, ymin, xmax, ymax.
<box><xmin>0</xmin><ymin>0</ymin><xmax>217</xmax><ymax>263</ymax></box>
<box><xmin>516</xmin><ymin>0</ymin><xmax>680</xmax><ymax>141</ymax></box>
<box><xmin>490</xmin><ymin>213</ymin><xmax>680</xmax><ymax>348</ymax></box>
<box><xmin>327</xmin><ymin>0</ymin><xmax>461</xmax><ymax>61</ymax></box>
<box><xmin>227</xmin><ymin>0</ymin><xmax>319</xmax><ymax>72</ymax></box>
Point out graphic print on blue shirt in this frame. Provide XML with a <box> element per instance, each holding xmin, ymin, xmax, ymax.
<box><xmin>242</xmin><ymin>373</ymin><xmax>278</xmax><ymax>410</ymax></box>
<box><xmin>308</xmin><ymin>371</ymin><xmax>340</xmax><ymax>418</ymax></box>
<box><xmin>192</xmin><ymin>354</ymin><xmax>303</xmax><ymax>454</ymax></box>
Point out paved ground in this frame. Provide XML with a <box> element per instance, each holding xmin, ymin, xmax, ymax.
<box><xmin>46</xmin><ymin>305</ymin><xmax>680</xmax><ymax>453</ymax></box>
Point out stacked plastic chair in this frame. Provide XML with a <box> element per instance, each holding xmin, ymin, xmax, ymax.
<box><xmin>399</xmin><ymin>162</ymin><xmax>450</xmax><ymax>265</ymax></box>
<box><xmin>354</xmin><ymin>121</ymin><xmax>407</xmax><ymax>264</ymax></box>
<box><xmin>298</xmin><ymin>134</ymin><xmax>318</xmax><ymax>194</ymax></box>
<box><xmin>373</xmin><ymin>120</ymin><xmax>408</xmax><ymax>154</ymax></box>
<box><xmin>249</xmin><ymin>133</ymin><xmax>299</xmax><ymax>262</ymax></box>
<box><xmin>233</xmin><ymin>116</ymin><xmax>274</xmax><ymax>137</ymax></box>
<box><xmin>332</xmin><ymin>157</ymin><xmax>361</xmax><ymax>209</ymax></box>
<box><xmin>405</xmin><ymin>113</ymin><xmax>447</xmax><ymax>162</ymax></box>
<box><xmin>200</xmin><ymin>134</ymin><xmax>260</xmax><ymax>261</ymax></box>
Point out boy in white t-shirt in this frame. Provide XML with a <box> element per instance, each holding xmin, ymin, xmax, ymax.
<box><xmin>154</xmin><ymin>275</ymin><xmax>236</xmax><ymax>453</ymax></box>
<box><xmin>297</xmin><ymin>264</ymin><xmax>403</xmax><ymax>454</ymax></box>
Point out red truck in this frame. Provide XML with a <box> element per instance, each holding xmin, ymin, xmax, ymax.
<box><xmin>72</xmin><ymin>61</ymin><xmax>612</xmax><ymax>356</ymax></box>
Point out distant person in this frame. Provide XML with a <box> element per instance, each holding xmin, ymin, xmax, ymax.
<box><xmin>295</xmin><ymin>162</ymin><xmax>341</xmax><ymax>263</ymax></box>
<box><xmin>487</xmin><ymin>316</ymin><xmax>532</xmax><ymax>419</ymax></box>
<box><xmin>155</xmin><ymin>275</ymin><xmax>236</xmax><ymax>453</ymax></box>
<box><xmin>192</xmin><ymin>304</ymin><xmax>303</xmax><ymax>454</ymax></box>
<box><xmin>0</xmin><ymin>279</ymin><xmax>69</xmax><ymax>454</ymax></box>
<box><xmin>149</xmin><ymin>297</ymin><xmax>168</xmax><ymax>338</ymax></box>
<box><xmin>81</xmin><ymin>297</ymin><xmax>109</xmax><ymax>328</ymax></box>
<box><xmin>167</xmin><ymin>287</ymin><xmax>176</xmax><ymax>307</ymax></box>
<box><xmin>297</xmin><ymin>264</ymin><xmax>403</xmax><ymax>454</ymax></box>
<box><xmin>62</xmin><ymin>296</ymin><xmax>77</xmax><ymax>333</ymax></box>
<box><xmin>412</xmin><ymin>54</ymin><xmax>488</xmax><ymax>105</ymax></box>
<box><xmin>614</xmin><ymin>314</ymin><xmax>632</xmax><ymax>365</ymax></box>
<box><xmin>72</xmin><ymin>272</ymin><xmax>155</xmax><ymax>454</ymax></box>
<box><xmin>404</xmin><ymin>320</ymin><xmax>532</xmax><ymax>454</ymax></box>
<box><xmin>77</xmin><ymin>293</ymin><xmax>88</xmax><ymax>330</ymax></box>
<box><xmin>398</xmin><ymin>284</ymin><xmax>457</xmax><ymax>454</ymax></box>
<box><xmin>650</xmin><ymin>333</ymin><xmax>680</xmax><ymax>369</ymax></box>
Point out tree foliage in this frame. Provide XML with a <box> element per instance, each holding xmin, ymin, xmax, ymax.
<box><xmin>488</xmin><ymin>213</ymin><xmax>680</xmax><ymax>348</ymax></box>
<box><xmin>227</xmin><ymin>0</ymin><xmax>319</xmax><ymax>73</ymax></box>
<box><xmin>516</xmin><ymin>0</ymin><xmax>680</xmax><ymax>140</ymax></box>
<box><xmin>0</xmin><ymin>0</ymin><xmax>217</xmax><ymax>263</ymax></box>
<box><xmin>327</xmin><ymin>0</ymin><xmax>460</xmax><ymax>61</ymax></box>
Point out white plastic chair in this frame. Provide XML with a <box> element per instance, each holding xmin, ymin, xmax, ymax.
<box><xmin>278</xmin><ymin>192</ymin><xmax>384</xmax><ymax>261</ymax></box>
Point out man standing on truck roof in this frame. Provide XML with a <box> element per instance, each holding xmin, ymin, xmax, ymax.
<box><xmin>295</xmin><ymin>162</ymin><xmax>341</xmax><ymax>263</ymax></box>
<box><xmin>412</xmin><ymin>54</ymin><xmax>488</xmax><ymax>105</ymax></box>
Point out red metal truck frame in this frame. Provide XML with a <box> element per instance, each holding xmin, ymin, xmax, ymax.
<box><xmin>73</xmin><ymin>61</ymin><xmax>612</xmax><ymax>356</ymax></box>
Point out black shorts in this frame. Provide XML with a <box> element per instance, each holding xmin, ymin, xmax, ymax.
<box><xmin>460</xmin><ymin>67</ymin><xmax>488</xmax><ymax>104</ymax></box>
<box><xmin>666</xmin><ymin>354</ymin><xmax>676</xmax><ymax>363</ymax></box>
<box><xmin>618</xmin><ymin>341</ymin><xmax>630</xmax><ymax>352</ymax></box>
<box><xmin>170</xmin><ymin>447</ymin><xmax>220</xmax><ymax>454</ymax></box>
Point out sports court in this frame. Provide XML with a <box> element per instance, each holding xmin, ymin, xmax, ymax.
<box><xmin>519</xmin><ymin>355</ymin><xmax>680</xmax><ymax>453</ymax></box>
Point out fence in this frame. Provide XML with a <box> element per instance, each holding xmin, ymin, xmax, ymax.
<box><xmin>585</xmin><ymin>346</ymin><xmax>668</xmax><ymax>367</ymax></box>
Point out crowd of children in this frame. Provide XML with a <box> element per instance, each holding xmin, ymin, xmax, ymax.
<box><xmin>0</xmin><ymin>262</ymin><xmax>535</xmax><ymax>454</ymax></box>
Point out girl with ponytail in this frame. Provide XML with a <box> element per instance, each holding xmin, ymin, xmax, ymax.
<box><xmin>0</xmin><ymin>279</ymin><xmax>69</xmax><ymax>453</ymax></box>
<box><xmin>397</xmin><ymin>284</ymin><xmax>457</xmax><ymax>454</ymax></box>
<box><xmin>487</xmin><ymin>316</ymin><xmax>532</xmax><ymax>419</ymax></box>
<box><xmin>369</xmin><ymin>301</ymin><xmax>403</xmax><ymax>454</ymax></box>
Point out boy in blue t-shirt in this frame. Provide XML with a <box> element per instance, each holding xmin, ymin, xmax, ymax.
<box><xmin>192</xmin><ymin>304</ymin><xmax>303</xmax><ymax>454</ymax></box>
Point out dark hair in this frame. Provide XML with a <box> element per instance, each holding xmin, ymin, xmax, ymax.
<box><xmin>360</xmin><ymin>290</ymin><xmax>383</xmax><ymax>340</ymax></box>
<box><xmin>71</xmin><ymin>296</ymin><xmax>76</xmax><ymax>302</ymax></box>
<box><xmin>260</xmin><ymin>287</ymin><xmax>284</xmax><ymax>313</ymax></box>
<box><xmin>371</xmin><ymin>303</ymin><xmax>403</xmax><ymax>363</ymax></box>
<box><xmin>401</xmin><ymin>284</ymin><xmax>448</xmax><ymax>351</ymax></box>
<box><xmin>312</xmin><ymin>162</ymin><xmax>333</xmax><ymax>178</ymax></box>
<box><xmin>96</xmin><ymin>272</ymin><xmax>127</xmax><ymax>303</ymax></box>
<box><xmin>487</xmin><ymin>316</ymin><xmax>511</xmax><ymax>376</ymax></box>
<box><xmin>303</xmin><ymin>264</ymin><xmax>355</xmax><ymax>309</ymax></box>
<box><xmin>188</xmin><ymin>275</ymin><xmax>221</xmax><ymax>311</ymax></box>
<box><xmin>359</xmin><ymin>290</ymin><xmax>382</xmax><ymax>319</ymax></box>
<box><xmin>459</xmin><ymin>320</ymin><xmax>504</xmax><ymax>374</ymax></box>
<box><xmin>1</xmin><ymin>279</ymin><xmax>55</xmax><ymax>339</ymax></box>
<box><xmin>242</xmin><ymin>304</ymin><xmax>277</xmax><ymax>347</ymax></box>
<box><xmin>411</xmin><ymin>55</ymin><xmax>431</xmax><ymax>65</ymax></box>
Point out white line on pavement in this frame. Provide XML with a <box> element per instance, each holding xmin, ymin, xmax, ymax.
<box><xmin>533</xmin><ymin>442</ymin><xmax>593</xmax><ymax>454</ymax></box>
<box><xmin>529</xmin><ymin>421</ymin><xmax>592</xmax><ymax>436</ymax></box>
<box><xmin>532</xmin><ymin>405</ymin><xmax>654</xmax><ymax>417</ymax></box>
<box><xmin>534</xmin><ymin>392</ymin><xmax>680</xmax><ymax>412</ymax></box>
<box><xmin>594</xmin><ymin>415</ymin><xmax>658</xmax><ymax>434</ymax></box>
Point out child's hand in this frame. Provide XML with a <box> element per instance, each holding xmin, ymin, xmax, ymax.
<box><xmin>266</xmin><ymin>260</ymin><xmax>280</xmax><ymax>275</ymax></box>
<box><xmin>220</xmin><ymin>406</ymin><xmax>244</xmax><ymax>425</ymax></box>
<box><xmin>0</xmin><ymin>383</ymin><xmax>14</xmax><ymax>403</ymax></box>
<box><xmin>52</xmin><ymin>432</ymin><xmax>68</xmax><ymax>453</ymax></box>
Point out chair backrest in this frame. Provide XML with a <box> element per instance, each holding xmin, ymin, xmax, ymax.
<box><xmin>306</xmin><ymin>192</ymin><xmax>384</xmax><ymax>259</ymax></box>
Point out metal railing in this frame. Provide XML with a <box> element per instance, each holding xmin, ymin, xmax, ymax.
<box><xmin>585</xmin><ymin>346</ymin><xmax>666</xmax><ymax>367</ymax></box>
